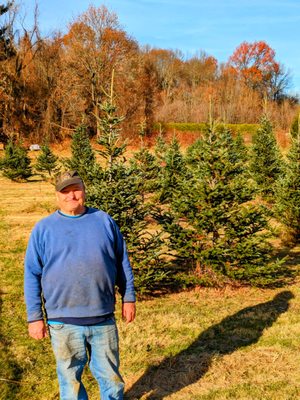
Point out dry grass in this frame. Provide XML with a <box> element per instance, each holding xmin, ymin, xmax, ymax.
<box><xmin>1</xmin><ymin>176</ymin><xmax>300</xmax><ymax>399</ymax></box>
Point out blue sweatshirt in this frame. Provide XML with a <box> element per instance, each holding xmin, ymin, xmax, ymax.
<box><xmin>24</xmin><ymin>207</ymin><xmax>135</xmax><ymax>323</ymax></box>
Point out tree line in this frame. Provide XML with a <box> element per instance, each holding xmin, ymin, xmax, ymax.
<box><xmin>1</xmin><ymin>88</ymin><xmax>299</xmax><ymax>294</ymax></box>
<box><xmin>0</xmin><ymin>2</ymin><xmax>298</xmax><ymax>145</ymax></box>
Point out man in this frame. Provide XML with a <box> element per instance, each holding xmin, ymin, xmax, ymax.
<box><xmin>24</xmin><ymin>170</ymin><xmax>136</xmax><ymax>400</ymax></box>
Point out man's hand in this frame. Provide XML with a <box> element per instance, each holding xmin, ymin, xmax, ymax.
<box><xmin>28</xmin><ymin>320</ymin><xmax>48</xmax><ymax>340</ymax></box>
<box><xmin>122</xmin><ymin>302</ymin><xmax>136</xmax><ymax>323</ymax></box>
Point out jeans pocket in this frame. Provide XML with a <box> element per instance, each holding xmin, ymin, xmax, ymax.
<box><xmin>48</xmin><ymin>323</ymin><xmax>65</xmax><ymax>330</ymax></box>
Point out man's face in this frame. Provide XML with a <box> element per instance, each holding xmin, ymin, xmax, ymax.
<box><xmin>56</xmin><ymin>183</ymin><xmax>86</xmax><ymax>215</ymax></box>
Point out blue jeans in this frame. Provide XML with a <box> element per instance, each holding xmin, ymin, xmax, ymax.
<box><xmin>48</xmin><ymin>318</ymin><xmax>124</xmax><ymax>400</ymax></box>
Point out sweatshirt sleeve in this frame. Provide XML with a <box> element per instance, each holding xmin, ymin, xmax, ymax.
<box><xmin>112</xmin><ymin>219</ymin><xmax>136</xmax><ymax>303</ymax></box>
<box><xmin>24</xmin><ymin>225</ymin><xmax>44</xmax><ymax>322</ymax></box>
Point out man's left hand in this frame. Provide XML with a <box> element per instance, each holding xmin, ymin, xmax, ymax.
<box><xmin>122</xmin><ymin>302</ymin><xmax>136</xmax><ymax>323</ymax></box>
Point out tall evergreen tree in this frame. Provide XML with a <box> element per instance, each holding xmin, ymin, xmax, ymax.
<box><xmin>1</xmin><ymin>139</ymin><xmax>32</xmax><ymax>180</ymax></box>
<box><xmin>64</xmin><ymin>125</ymin><xmax>99</xmax><ymax>185</ymax></box>
<box><xmin>275</xmin><ymin>120</ymin><xmax>300</xmax><ymax>241</ymax></box>
<box><xmin>232</xmin><ymin>132</ymin><xmax>249</xmax><ymax>165</ymax></box>
<box><xmin>86</xmin><ymin>89</ymin><xmax>167</xmax><ymax>294</ymax></box>
<box><xmin>130</xmin><ymin>147</ymin><xmax>160</xmax><ymax>202</ymax></box>
<box><xmin>129</xmin><ymin>120</ymin><xmax>161</xmax><ymax>201</ymax></box>
<box><xmin>159</xmin><ymin>122</ymin><xmax>289</xmax><ymax>286</ymax></box>
<box><xmin>250</xmin><ymin>115</ymin><xmax>282</xmax><ymax>199</ymax></box>
<box><xmin>87</xmin><ymin>97</ymin><xmax>138</xmax><ymax>231</ymax></box>
<box><xmin>155</xmin><ymin>136</ymin><xmax>187</xmax><ymax>204</ymax></box>
<box><xmin>96</xmin><ymin>101</ymin><xmax>126</xmax><ymax>179</ymax></box>
<box><xmin>154</xmin><ymin>130</ymin><xmax>167</xmax><ymax>160</ymax></box>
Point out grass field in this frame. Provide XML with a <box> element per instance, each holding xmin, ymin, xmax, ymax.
<box><xmin>1</xmin><ymin>176</ymin><xmax>300</xmax><ymax>399</ymax></box>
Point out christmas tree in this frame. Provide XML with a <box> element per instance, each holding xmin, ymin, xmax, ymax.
<box><xmin>86</xmin><ymin>81</ymin><xmax>167</xmax><ymax>294</ymax></box>
<box><xmin>64</xmin><ymin>125</ymin><xmax>98</xmax><ymax>185</ymax></box>
<box><xmin>35</xmin><ymin>142</ymin><xmax>59</xmax><ymax>177</ymax></box>
<box><xmin>159</xmin><ymin>122</ymin><xmax>289</xmax><ymax>286</ymax></box>
<box><xmin>275</xmin><ymin>115</ymin><xmax>300</xmax><ymax>241</ymax></box>
<box><xmin>1</xmin><ymin>140</ymin><xmax>32</xmax><ymax>181</ymax></box>
<box><xmin>250</xmin><ymin>115</ymin><xmax>282</xmax><ymax>199</ymax></box>
<box><xmin>155</xmin><ymin>135</ymin><xmax>187</xmax><ymax>204</ymax></box>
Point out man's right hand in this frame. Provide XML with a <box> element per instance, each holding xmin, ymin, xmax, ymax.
<box><xmin>28</xmin><ymin>320</ymin><xmax>48</xmax><ymax>340</ymax></box>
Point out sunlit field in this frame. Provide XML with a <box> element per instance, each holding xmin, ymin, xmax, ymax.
<box><xmin>1</xmin><ymin>176</ymin><xmax>300</xmax><ymax>400</ymax></box>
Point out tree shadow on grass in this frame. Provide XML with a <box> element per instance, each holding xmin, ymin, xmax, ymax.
<box><xmin>273</xmin><ymin>243</ymin><xmax>300</xmax><ymax>272</ymax></box>
<box><xmin>125</xmin><ymin>290</ymin><xmax>294</xmax><ymax>399</ymax></box>
<box><xmin>0</xmin><ymin>289</ymin><xmax>24</xmax><ymax>399</ymax></box>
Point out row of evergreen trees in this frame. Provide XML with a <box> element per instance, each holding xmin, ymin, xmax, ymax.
<box><xmin>1</xmin><ymin>105</ymin><xmax>299</xmax><ymax>293</ymax></box>
<box><xmin>0</xmin><ymin>140</ymin><xmax>59</xmax><ymax>180</ymax></box>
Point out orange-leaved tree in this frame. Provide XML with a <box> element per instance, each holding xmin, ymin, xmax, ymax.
<box><xmin>228</xmin><ymin>41</ymin><xmax>290</xmax><ymax>101</ymax></box>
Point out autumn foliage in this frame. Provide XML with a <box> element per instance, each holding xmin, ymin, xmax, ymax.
<box><xmin>0</xmin><ymin>4</ymin><xmax>298</xmax><ymax>144</ymax></box>
<box><xmin>228</xmin><ymin>41</ymin><xmax>290</xmax><ymax>101</ymax></box>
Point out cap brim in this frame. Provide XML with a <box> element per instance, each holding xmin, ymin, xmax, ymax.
<box><xmin>55</xmin><ymin>177</ymin><xmax>83</xmax><ymax>192</ymax></box>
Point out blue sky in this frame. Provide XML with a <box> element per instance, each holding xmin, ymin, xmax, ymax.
<box><xmin>18</xmin><ymin>0</ymin><xmax>300</xmax><ymax>94</ymax></box>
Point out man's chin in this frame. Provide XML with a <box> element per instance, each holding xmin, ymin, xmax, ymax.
<box><xmin>61</xmin><ymin>205</ymin><xmax>84</xmax><ymax>215</ymax></box>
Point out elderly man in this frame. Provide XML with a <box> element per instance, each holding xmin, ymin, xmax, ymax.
<box><xmin>24</xmin><ymin>170</ymin><xmax>136</xmax><ymax>400</ymax></box>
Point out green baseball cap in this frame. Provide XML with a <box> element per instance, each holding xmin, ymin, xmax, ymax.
<box><xmin>55</xmin><ymin>170</ymin><xmax>84</xmax><ymax>192</ymax></box>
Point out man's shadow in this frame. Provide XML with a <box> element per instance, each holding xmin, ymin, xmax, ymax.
<box><xmin>125</xmin><ymin>290</ymin><xmax>294</xmax><ymax>399</ymax></box>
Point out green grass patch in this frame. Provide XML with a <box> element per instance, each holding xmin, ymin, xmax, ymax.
<box><xmin>155</xmin><ymin>122</ymin><xmax>259</xmax><ymax>136</ymax></box>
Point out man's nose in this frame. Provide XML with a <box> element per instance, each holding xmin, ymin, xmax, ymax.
<box><xmin>66</xmin><ymin>191</ymin><xmax>76</xmax><ymax>198</ymax></box>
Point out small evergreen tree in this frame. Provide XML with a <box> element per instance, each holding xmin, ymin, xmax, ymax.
<box><xmin>35</xmin><ymin>142</ymin><xmax>59</xmax><ymax>177</ymax></box>
<box><xmin>275</xmin><ymin>120</ymin><xmax>300</xmax><ymax>241</ymax></box>
<box><xmin>250</xmin><ymin>115</ymin><xmax>282</xmax><ymax>199</ymax></box>
<box><xmin>1</xmin><ymin>140</ymin><xmax>32</xmax><ymax>181</ymax></box>
<box><xmin>64</xmin><ymin>125</ymin><xmax>98</xmax><ymax>185</ymax></box>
